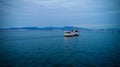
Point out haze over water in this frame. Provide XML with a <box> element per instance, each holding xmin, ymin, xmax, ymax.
<box><xmin>0</xmin><ymin>31</ymin><xmax>120</xmax><ymax>67</ymax></box>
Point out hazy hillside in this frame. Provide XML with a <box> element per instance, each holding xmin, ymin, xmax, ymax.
<box><xmin>0</xmin><ymin>26</ymin><xmax>120</xmax><ymax>32</ymax></box>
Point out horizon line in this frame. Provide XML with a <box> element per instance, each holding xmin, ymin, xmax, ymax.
<box><xmin>0</xmin><ymin>25</ymin><xmax>119</xmax><ymax>29</ymax></box>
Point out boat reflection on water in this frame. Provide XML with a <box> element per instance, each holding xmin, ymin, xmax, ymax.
<box><xmin>63</xmin><ymin>36</ymin><xmax>79</xmax><ymax>57</ymax></box>
<box><xmin>64</xmin><ymin>36</ymin><xmax>79</xmax><ymax>45</ymax></box>
<box><xmin>64</xmin><ymin>37</ymin><xmax>70</xmax><ymax>41</ymax></box>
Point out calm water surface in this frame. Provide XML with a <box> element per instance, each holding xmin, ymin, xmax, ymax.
<box><xmin>0</xmin><ymin>31</ymin><xmax>120</xmax><ymax>67</ymax></box>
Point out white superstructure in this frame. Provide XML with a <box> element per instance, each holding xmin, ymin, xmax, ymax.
<box><xmin>64</xmin><ymin>29</ymin><xmax>79</xmax><ymax>37</ymax></box>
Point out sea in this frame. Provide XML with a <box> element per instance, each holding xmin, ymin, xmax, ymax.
<box><xmin>0</xmin><ymin>31</ymin><xmax>120</xmax><ymax>67</ymax></box>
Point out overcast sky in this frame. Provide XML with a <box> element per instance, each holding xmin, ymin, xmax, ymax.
<box><xmin>0</xmin><ymin>0</ymin><xmax>120</xmax><ymax>28</ymax></box>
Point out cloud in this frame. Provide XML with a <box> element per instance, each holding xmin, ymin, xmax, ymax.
<box><xmin>22</xmin><ymin>0</ymin><xmax>120</xmax><ymax>15</ymax></box>
<box><xmin>1</xmin><ymin>0</ymin><xmax>120</xmax><ymax>28</ymax></box>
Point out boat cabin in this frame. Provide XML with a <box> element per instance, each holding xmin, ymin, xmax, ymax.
<box><xmin>64</xmin><ymin>29</ymin><xmax>79</xmax><ymax>37</ymax></box>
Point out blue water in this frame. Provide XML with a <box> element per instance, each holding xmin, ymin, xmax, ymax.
<box><xmin>0</xmin><ymin>31</ymin><xmax>120</xmax><ymax>67</ymax></box>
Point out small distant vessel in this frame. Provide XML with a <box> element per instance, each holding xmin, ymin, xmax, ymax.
<box><xmin>64</xmin><ymin>29</ymin><xmax>79</xmax><ymax>37</ymax></box>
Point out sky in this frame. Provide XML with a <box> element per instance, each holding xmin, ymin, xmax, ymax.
<box><xmin>0</xmin><ymin>0</ymin><xmax>120</xmax><ymax>28</ymax></box>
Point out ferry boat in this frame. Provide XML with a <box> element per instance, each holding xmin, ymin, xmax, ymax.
<box><xmin>64</xmin><ymin>29</ymin><xmax>79</xmax><ymax>37</ymax></box>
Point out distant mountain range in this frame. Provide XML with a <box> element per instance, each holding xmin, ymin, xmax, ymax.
<box><xmin>0</xmin><ymin>26</ymin><xmax>120</xmax><ymax>32</ymax></box>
